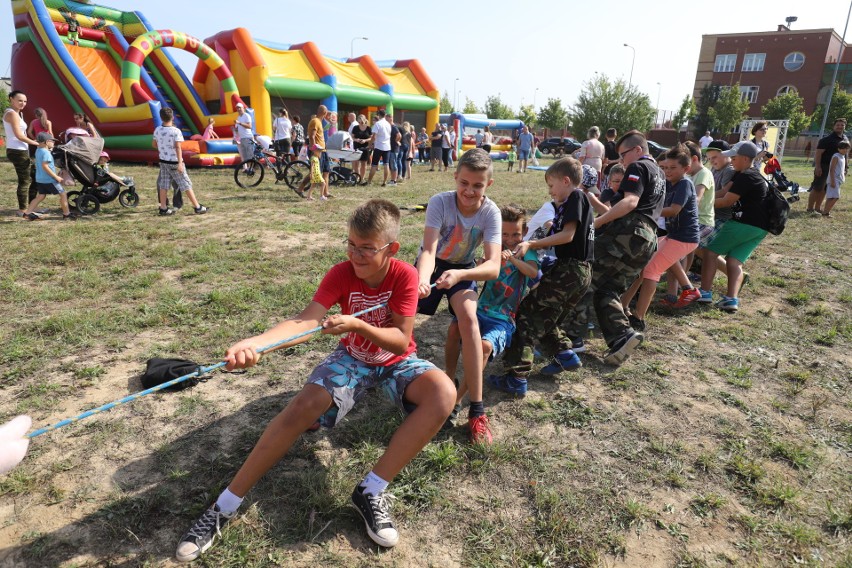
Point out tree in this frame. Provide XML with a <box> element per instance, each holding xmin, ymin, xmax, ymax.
<box><xmin>482</xmin><ymin>95</ymin><xmax>514</xmax><ymax>120</ymax></box>
<box><xmin>462</xmin><ymin>97</ymin><xmax>479</xmax><ymax>115</ymax></box>
<box><xmin>537</xmin><ymin>97</ymin><xmax>569</xmax><ymax>133</ymax></box>
<box><xmin>516</xmin><ymin>104</ymin><xmax>536</xmax><ymax>128</ymax></box>
<box><xmin>708</xmin><ymin>83</ymin><xmax>750</xmax><ymax>135</ymax></box>
<box><xmin>761</xmin><ymin>90</ymin><xmax>812</xmax><ymax>137</ymax></box>
<box><xmin>671</xmin><ymin>95</ymin><xmax>696</xmax><ymax>132</ymax></box>
<box><xmin>568</xmin><ymin>76</ymin><xmax>654</xmax><ymax>139</ymax></box>
<box><xmin>693</xmin><ymin>83</ymin><xmax>721</xmax><ymax>139</ymax></box>
<box><xmin>812</xmin><ymin>84</ymin><xmax>852</xmax><ymax>136</ymax></box>
<box><xmin>439</xmin><ymin>90</ymin><xmax>452</xmax><ymax>114</ymax></box>
<box><xmin>0</xmin><ymin>86</ymin><xmax>10</xmax><ymax>117</ymax></box>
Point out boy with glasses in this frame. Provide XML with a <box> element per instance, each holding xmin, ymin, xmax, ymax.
<box><xmin>175</xmin><ymin>199</ymin><xmax>455</xmax><ymax>561</ymax></box>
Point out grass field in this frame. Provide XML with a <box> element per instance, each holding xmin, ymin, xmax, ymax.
<box><xmin>0</xmin><ymin>154</ymin><xmax>850</xmax><ymax>567</ymax></box>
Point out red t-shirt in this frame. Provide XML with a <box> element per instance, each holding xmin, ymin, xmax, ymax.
<box><xmin>312</xmin><ymin>258</ymin><xmax>418</xmax><ymax>366</ymax></box>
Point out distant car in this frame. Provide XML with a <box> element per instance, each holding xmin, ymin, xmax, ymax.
<box><xmin>646</xmin><ymin>140</ymin><xmax>669</xmax><ymax>159</ymax></box>
<box><xmin>538</xmin><ymin>137</ymin><xmax>582</xmax><ymax>157</ymax></box>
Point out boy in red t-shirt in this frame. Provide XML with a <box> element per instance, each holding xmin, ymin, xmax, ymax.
<box><xmin>175</xmin><ymin>200</ymin><xmax>455</xmax><ymax>562</ymax></box>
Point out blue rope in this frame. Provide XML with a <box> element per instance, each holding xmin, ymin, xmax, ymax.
<box><xmin>26</xmin><ymin>283</ymin><xmax>436</xmax><ymax>439</ymax></box>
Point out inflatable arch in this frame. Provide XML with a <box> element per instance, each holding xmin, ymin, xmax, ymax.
<box><xmin>121</xmin><ymin>30</ymin><xmax>243</xmax><ymax>112</ymax></box>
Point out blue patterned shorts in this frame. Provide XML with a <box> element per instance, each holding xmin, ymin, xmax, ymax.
<box><xmin>307</xmin><ymin>346</ymin><xmax>437</xmax><ymax>428</ymax></box>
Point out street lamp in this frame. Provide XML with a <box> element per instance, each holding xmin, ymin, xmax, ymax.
<box><xmin>350</xmin><ymin>36</ymin><xmax>367</xmax><ymax>59</ymax></box>
<box><xmin>656</xmin><ymin>82</ymin><xmax>662</xmax><ymax>127</ymax></box>
<box><xmin>623</xmin><ymin>43</ymin><xmax>636</xmax><ymax>87</ymax></box>
<box><xmin>533</xmin><ymin>87</ymin><xmax>539</xmax><ymax>109</ymax></box>
<box><xmin>453</xmin><ymin>77</ymin><xmax>460</xmax><ymax>110</ymax></box>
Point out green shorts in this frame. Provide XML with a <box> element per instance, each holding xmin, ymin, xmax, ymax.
<box><xmin>705</xmin><ymin>220</ymin><xmax>767</xmax><ymax>264</ymax></box>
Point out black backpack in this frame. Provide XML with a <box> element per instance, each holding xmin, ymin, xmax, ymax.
<box><xmin>764</xmin><ymin>181</ymin><xmax>791</xmax><ymax>236</ymax></box>
<box><xmin>141</xmin><ymin>358</ymin><xmax>203</xmax><ymax>391</ymax></box>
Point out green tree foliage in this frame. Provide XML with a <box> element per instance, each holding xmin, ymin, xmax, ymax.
<box><xmin>693</xmin><ymin>83</ymin><xmax>721</xmax><ymax>139</ymax></box>
<box><xmin>0</xmin><ymin>86</ymin><xmax>10</xmax><ymax>117</ymax></box>
<box><xmin>537</xmin><ymin>97</ymin><xmax>570</xmax><ymax>133</ymax></box>
<box><xmin>462</xmin><ymin>97</ymin><xmax>479</xmax><ymax>115</ymax></box>
<box><xmin>568</xmin><ymin>76</ymin><xmax>654</xmax><ymax>138</ymax></box>
<box><xmin>708</xmin><ymin>84</ymin><xmax>750</xmax><ymax>135</ymax></box>
<box><xmin>812</xmin><ymin>84</ymin><xmax>852</xmax><ymax>136</ymax></box>
<box><xmin>440</xmin><ymin>90</ymin><xmax>453</xmax><ymax>114</ymax></box>
<box><xmin>761</xmin><ymin>90</ymin><xmax>812</xmax><ymax>137</ymax></box>
<box><xmin>482</xmin><ymin>95</ymin><xmax>515</xmax><ymax>120</ymax></box>
<box><xmin>517</xmin><ymin>104</ymin><xmax>536</xmax><ymax>128</ymax></box>
<box><xmin>671</xmin><ymin>95</ymin><xmax>696</xmax><ymax>131</ymax></box>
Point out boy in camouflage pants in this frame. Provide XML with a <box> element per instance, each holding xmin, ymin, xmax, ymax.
<box><xmin>566</xmin><ymin>130</ymin><xmax>663</xmax><ymax>366</ymax></box>
<box><xmin>489</xmin><ymin>157</ymin><xmax>595</xmax><ymax>395</ymax></box>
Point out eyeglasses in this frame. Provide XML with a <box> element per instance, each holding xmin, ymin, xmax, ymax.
<box><xmin>344</xmin><ymin>240</ymin><xmax>393</xmax><ymax>257</ymax></box>
<box><xmin>619</xmin><ymin>146</ymin><xmax>638</xmax><ymax>159</ymax></box>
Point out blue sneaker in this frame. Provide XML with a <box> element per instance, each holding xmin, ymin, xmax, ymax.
<box><xmin>715</xmin><ymin>295</ymin><xmax>739</xmax><ymax>312</ymax></box>
<box><xmin>487</xmin><ymin>374</ymin><xmax>528</xmax><ymax>396</ymax></box>
<box><xmin>540</xmin><ymin>350</ymin><xmax>582</xmax><ymax>375</ymax></box>
<box><xmin>570</xmin><ymin>337</ymin><xmax>586</xmax><ymax>353</ymax></box>
<box><xmin>697</xmin><ymin>289</ymin><xmax>713</xmax><ymax>304</ymax></box>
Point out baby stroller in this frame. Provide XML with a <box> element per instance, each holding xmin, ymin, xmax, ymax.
<box><xmin>326</xmin><ymin>131</ymin><xmax>362</xmax><ymax>186</ymax></box>
<box><xmin>763</xmin><ymin>154</ymin><xmax>801</xmax><ymax>203</ymax></box>
<box><xmin>54</xmin><ymin>136</ymin><xmax>139</xmax><ymax>215</ymax></box>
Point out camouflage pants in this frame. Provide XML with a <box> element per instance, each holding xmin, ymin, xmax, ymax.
<box><xmin>565</xmin><ymin>214</ymin><xmax>657</xmax><ymax>347</ymax></box>
<box><xmin>502</xmin><ymin>259</ymin><xmax>592</xmax><ymax>376</ymax></box>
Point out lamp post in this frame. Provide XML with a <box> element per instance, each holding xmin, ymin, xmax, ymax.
<box><xmin>817</xmin><ymin>1</ymin><xmax>852</xmax><ymax>142</ymax></box>
<box><xmin>656</xmin><ymin>82</ymin><xmax>662</xmax><ymax>127</ymax></box>
<box><xmin>533</xmin><ymin>87</ymin><xmax>539</xmax><ymax>109</ymax></box>
<box><xmin>623</xmin><ymin>43</ymin><xmax>636</xmax><ymax>87</ymax></box>
<box><xmin>350</xmin><ymin>37</ymin><xmax>367</xmax><ymax>59</ymax></box>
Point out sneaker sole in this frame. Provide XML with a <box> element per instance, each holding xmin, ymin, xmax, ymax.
<box><xmin>696</xmin><ymin>298</ymin><xmax>713</xmax><ymax>304</ymax></box>
<box><xmin>539</xmin><ymin>360</ymin><xmax>582</xmax><ymax>376</ymax></box>
<box><xmin>603</xmin><ymin>333</ymin><xmax>644</xmax><ymax>366</ymax></box>
<box><xmin>571</xmin><ymin>345</ymin><xmax>587</xmax><ymax>354</ymax></box>
<box><xmin>350</xmin><ymin>503</ymin><xmax>399</xmax><ymax>547</ymax></box>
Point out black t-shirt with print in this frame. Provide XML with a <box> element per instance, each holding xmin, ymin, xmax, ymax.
<box><xmin>431</xmin><ymin>129</ymin><xmax>442</xmax><ymax>148</ymax></box>
<box><xmin>611</xmin><ymin>157</ymin><xmax>665</xmax><ymax>221</ymax></box>
<box><xmin>817</xmin><ymin>132</ymin><xmax>849</xmax><ymax>168</ymax></box>
<box><xmin>551</xmin><ymin>189</ymin><xmax>595</xmax><ymax>262</ymax></box>
<box><xmin>729</xmin><ymin>168</ymin><xmax>769</xmax><ymax>230</ymax></box>
<box><xmin>390</xmin><ymin>125</ymin><xmax>400</xmax><ymax>151</ymax></box>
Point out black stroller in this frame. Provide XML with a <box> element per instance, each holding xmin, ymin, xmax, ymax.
<box><xmin>764</xmin><ymin>154</ymin><xmax>802</xmax><ymax>203</ymax></box>
<box><xmin>54</xmin><ymin>136</ymin><xmax>139</xmax><ymax>215</ymax></box>
<box><xmin>326</xmin><ymin>131</ymin><xmax>363</xmax><ymax>186</ymax></box>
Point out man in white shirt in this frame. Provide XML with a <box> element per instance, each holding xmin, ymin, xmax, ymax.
<box><xmin>363</xmin><ymin>109</ymin><xmax>392</xmax><ymax>186</ymax></box>
<box><xmin>699</xmin><ymin>131</ymin><xmax>713</xmax><ymax>149</ymax></box>
<box><xmin>346</xmin><ymin>112</ymin><xmax>357</xmax><ymax>134</ymax></box>
<box><xmin>234</xmin><ymin>103</ymin><xmax>254</xmax><ymax>166</ymax></box>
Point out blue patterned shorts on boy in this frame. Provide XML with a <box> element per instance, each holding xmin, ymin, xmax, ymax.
<box><xmin>306</xmin><ymin>346</ymin><xmax>437</xmax><ymax>428</ymax></box>
<box><xmin>452</xmin><ymin>312</ymin><xmax>514</xmax><ymax>360</ymax></box>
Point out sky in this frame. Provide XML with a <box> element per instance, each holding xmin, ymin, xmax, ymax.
<box><xmin>2</xmin><ymin>0</ymin><xmax>850</xmax><ymax>118</ymax></box>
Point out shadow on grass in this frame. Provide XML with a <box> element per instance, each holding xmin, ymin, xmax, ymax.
<box><xmin>8</xmin><ymin>386</ymin><xmax>415</xmax><ymax>566</ymax></box>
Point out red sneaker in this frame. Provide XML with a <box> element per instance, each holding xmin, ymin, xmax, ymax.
<box><xmin>673</xmin><ymin>288</ymin><xmax>701</xmax><ymax>308</ymax></box>
<box><xmin>468</xmin><ymin>415</ymin><xmax>493</xmax><ymax>445</ymax></box>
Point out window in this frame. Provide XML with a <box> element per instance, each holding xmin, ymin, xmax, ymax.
<box><xmin>784</xmin><ymin>52</ymin><xmax>805</xmax><ymax>71</ymax></box>
<box><xmin>742</xmin><ymin>53</ymin><xmax>766</xmax><ymax>72</ymax></box>
<box><xmin>777</xmin><ymin>85</ymin><xmax>798</xmax><ymax>96</ymax></box>
<box><xmin>739</xmin><ymin>86</ymin><xmax>759</xmax><ymax>103</ymax></box>
<box><xmin>714</xmin><ymin>54</ymin><xmax>736</xmax><ymax>73</ymax></box>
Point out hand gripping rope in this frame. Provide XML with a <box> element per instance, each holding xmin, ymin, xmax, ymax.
<box><xmin>27</xmin><ymin>283</ymin><xmax>437</xmax><ymax>439</ymax></box>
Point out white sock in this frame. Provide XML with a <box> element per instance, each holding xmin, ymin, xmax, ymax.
<box><xmin>215</xmin><ymin>487</ymin><xmax>244</xmax><ymax>515</ymax></box>
<box><xmin>359</xmin><ymin>471</ymin><xmax>389</xmax><ymax>496</ymax></box>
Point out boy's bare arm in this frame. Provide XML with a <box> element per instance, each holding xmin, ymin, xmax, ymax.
<box><xmin>442</xmin><ymin>242</ymin><xmax>501</xmax><ymax>284</ymax></box>
<box><xmin>584</xmin><ymin>190</ymin><xmax>610</xmax><ymax>215</ymax></box>
<box><xmin>224</xmin><ymin>301</ymin><xmax>328</xmax><ymax>370</ymax></box>
<box><xmin>505</xmin><ymin>252</ymin><xmax>539</xmax><ymax>278</ymax></box>
<box><xmin>41</xmin><ymin>161</ymin><xmax>62</xmax><ymax>183</ymax></box>
<box><xmin>417</xmin><ymin>226</ymin><xmax>440</xmax><ymax>296</ymax></box>
<box><xmin>322</xmin><ymin>312</ymin><xmax>413</xmax><ymax>355</ymax></box>
<box><xmin>514</xmin><ymin>220</ymin><xmax>578</xmax><ymax>258</ymax></box>
<box><xmin>661</xmin><ymin>203</ymin><xmax>683</xmax><ymax>218</ymax></box>
<box><xmin>829</xmin><ymin>156</ymin><xmax>839</xmax><ymax>187</ymax></box>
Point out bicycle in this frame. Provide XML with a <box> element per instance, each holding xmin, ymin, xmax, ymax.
<box><xmin>233</xmin><ymin>140</ymin><xmax>309</xmax><ymax>194</ymax></box>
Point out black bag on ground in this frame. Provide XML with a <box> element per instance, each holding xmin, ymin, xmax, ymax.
<box><xmin>764</xmin><ymin>182</ymin><xmax>791</xmax><ymax>236</ymax></box>
<box><xmin>141</xmin><ymin>358</ymin><xmax>202</xmax><ymax>391</ymax></box>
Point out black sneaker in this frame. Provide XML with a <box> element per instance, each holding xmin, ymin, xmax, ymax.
<box><xmin>627</xmin><ymin>314</ymin><xmax>646</xmax><ymax>332</ymax></box>
<box><xmin>175</xmin><ymin>504</ymin><xmax>234</xmax><ymax>562</ymax></box>
<box><xmin>194</xmin><ymin>205</ymin><xmax>209</xmax><ymax>214</ymax></box>
<box><xmin>26</xmin><ymin>212</ymin><xmax>42</xmax><ymax>221</ymax></box>
<box><xmin>441</xmin><ymin>403</ymin><xmax>461</xmax><ymax>431</ymax></box>
<box><xmin>603</xmin><ymin>331</ymin><xmax>644</xmax><ymax>367</ymax></box>
<box><xmin>569</xmin><ymin>336</ymin><xmax>586</xmax><ymax>353</ymax></box>
<box><xmin>351</xmin><ymin>485</ymin><xmax>399</xmax><ymax>547</ymax></box>
<box><xmin>158</xmin><ymin>207</ymin><xmax>175</xmax><ymax>216</ymax></box>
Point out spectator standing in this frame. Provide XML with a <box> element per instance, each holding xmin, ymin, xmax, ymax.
<box><xmin>364</xmin><ymin>109</ymin><xmax>392</xmax><ymax>186</ymax></box>
<box><xmin>699</xmin><ymin>131</ymin><xmax>713</xmax><ymax>148</ymax></box>
<box><xmin>291</xmin><ymin>115</ymin><xmax>305</xmax><ymax>159</ymax></box>
<box><xmin>807</xmin><ymin>118</ymin><xmax>848</xmax><ymax>214</ymax></box>
<box><xmin>234</xmin><ymin>103</ymin><xmax>254</xmax><ymax>164</ymax></box>
<box><xmin>823</xmin><ymin>140</ymin><xmax>850</xmax><ymax>217</ymax></box>
<box><xmin>27</xmin><ymin>108</ymin><xmax>54</xmax><ymax>157</ymax></box>
<box><xmin>4</xmin><ymin>90</ymin><xmax>38</xmax><ymax>216</ymax></box>
<box><xmin>750</xmin><ymin>122</ymin><xmax>770</xmax><ymax>169</ymax></box>
<box><xmin>272</xmin><ymin>108</ymin><xmax>292</xmax><ymax>158</ymax></box>
<box><xmin>517</xmin><ymin>126</ymin><xmax>534</xmax><ymax>173</ymax></box>
<box><xmin>352</xmin><ymin>114</ymin><xmax>372</xmax><ymax>182</ymax></box>
<box><xmin>578</xmin><ymin>126</ymin><xmax>605</xmax><ymax>176</ymax></box>
<box><xmin>481</xmin><ymin>126</ymin><xmax>494</xmax><ymax>153</ymax></box>
<box><xmin>417</xmin><ymin>127</ymin><xmax>429</xmax><ymax>163</ymax></box>
<box><xmin>602</xmin><ymin>127</ymin><xmax>619</xmax><ymax>177</ymax></box>
<box><xmin>346</xmin><ymin>112</ymin><xmax>357</xmax><ymax>134</ymax></box>
<box><xmin>152</xmin><ymin>107</ymin><xmax>208</xmax><ymax>216</ymax></box>
<box><xmin>430</xmin><ymin>122</ymin><xmax>443</xmax><ymax>171</ymax></box>
<box><xmin>387</xmin><ymin>114</ymin><xmax>401</xmax><ymax>185</ymax></box>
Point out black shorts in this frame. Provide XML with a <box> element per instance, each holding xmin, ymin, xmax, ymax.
<box><xmin>811</xmin><ymin>169</ymin><xmax>829</xmax><ymax>192</ymax></box>
<box><xmin>273</xmin><ymin>138</ymin><xmax>291</xmax><ymax>154</ymax></box>
<box><xmin>417</xmin><ymin>259</ymin><xmax>477</xmax><ymax>317</ymax></box>
<box><xmin>36</xmin><ymin>181</ymin><xmax>63</xmax><ymax>195</ymax></box>
<box><xmin>371</xmin><ymin>149</ymin><xmax>390</xmax><ymax>167</ymax></box>
<box><xmin>319</xmin><ymin>151</ymin><xmax>331</xmax><ymax>173</ymax></box>
<box><xmin>357</xmin><ymin>147</ymin><xmax>371</xmax><ymax>162</ymax></box>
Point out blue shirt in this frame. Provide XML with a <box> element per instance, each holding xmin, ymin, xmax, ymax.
<box><xmin>478</xmin><ymin>249</ymin><xmax>540</xmax><ymax>324</ymax></box>
<box><xmin>35</xmin><ymin>147</ymin><xmax>57</xmax><ymax>184</ymax></box>
<box><xmin>665</xmin><ymin>178</ymin><xmax>700</xmax><ymax>243</ymax></box>
<box><xmin>518</xmin><ymin>132</ymin><xmax>533</xmax><ymax>152</ymax></box>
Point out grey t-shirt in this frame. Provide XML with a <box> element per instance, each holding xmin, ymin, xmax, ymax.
<box><xmin>422</xmin><ymin>191</ymin><xmax>501</xmax><ymax>265</ymax></box>
<box><xmin>712</xmin><ymin>165</ymin><xmax>736</xmax><ymax>222</ymax></box>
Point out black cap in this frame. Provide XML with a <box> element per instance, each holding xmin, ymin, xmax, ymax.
<box><xmin>705</xmin><ymin>140</ymin><xmax>731</xmax><ymax>153</ymax></box>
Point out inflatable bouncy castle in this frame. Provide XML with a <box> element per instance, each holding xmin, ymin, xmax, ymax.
<box><xmin>10</xmin><ymin>0</ymin><xmax>440</xmax><ymax>166</ymax></box>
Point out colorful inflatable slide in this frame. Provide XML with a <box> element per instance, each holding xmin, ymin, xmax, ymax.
<box><xmin>10</xmin><ymin>0</ymin><xmax>440</xmax><ymax>166</ymax></box>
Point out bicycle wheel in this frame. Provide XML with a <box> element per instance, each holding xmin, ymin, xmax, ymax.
<box><xmin>234</xmin><ymin>159</ymin><xmax>264</xmax><ymax>188</ymax></box>
<box><xmin>284</xmin><ymin>160</ymin><xmax>309</xmax><ymax>190</ymax></box>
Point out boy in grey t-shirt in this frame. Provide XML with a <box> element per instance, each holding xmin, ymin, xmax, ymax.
<box><xmin>416</xmin><ymin>149</ymin><xmax>502</xmax><ymax>444</ymax></box>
